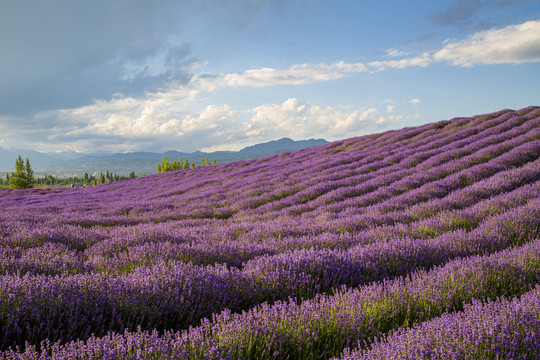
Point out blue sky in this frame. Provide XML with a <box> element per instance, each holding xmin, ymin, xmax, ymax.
<box><xmin>1</xmin><ymin>0</ymin><xmax>539</xmax><ymax>153</ymax></box>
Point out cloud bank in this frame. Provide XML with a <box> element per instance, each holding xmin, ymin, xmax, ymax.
<box><xmin>2</xmin><ymin>19</ymin><xmax>539</xmax><ymax>153</ymax></box>
<box><xmin>27</xmin><ymin>97</ymin><xmax>400</xmax><ymax>153</ymax></box>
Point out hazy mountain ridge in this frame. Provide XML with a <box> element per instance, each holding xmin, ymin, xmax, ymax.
<box><xmin>0</xmin><ymin>137</ymin><xmax>328</xmax><ymax>177</ymax></box>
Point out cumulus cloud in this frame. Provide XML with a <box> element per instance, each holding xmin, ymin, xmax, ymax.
<box><xmin>433</xmin><ymin>20</ymin><xmax>540</xmax><ymax>66</ymax></box>
<box><xmin>247</xmin><ymin>98</ymin><xmax>382</xmax><ymax>140</ymax></box>
<box><xmin>25</xmin><ymin>95</ymin><xmax>400</xmax><ymax>153</ymax></box>
<box><xmin>410</xmin><ymin>98</ymin><xmax>421</xmax><ymax>105</ymax></box>
<box><xmin>368</xmin><ymin>20</ymin><xmax>540</xmax><ymax>70</ymax></box>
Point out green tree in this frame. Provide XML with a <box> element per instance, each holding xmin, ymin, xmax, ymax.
<box><xmin>25</xmin><ymin>158</ymin><xmax>34</xmax><ymax>186</ymax></box>
<box><xmin>211</xmin><ymin>158</ymin><xmax>217</xmax><ymax>165</ymax></box>
<box><xmin>157</xmin><ymin>155</ymin><xmax>171</xmax><ymax>173</ymax></box>
<box><xmin>9</xmin><ymin>155</ymin><xmax>34</xmax><ymax>189</ymax></box>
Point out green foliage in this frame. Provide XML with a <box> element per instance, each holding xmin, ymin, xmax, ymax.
<box><xmin>32</xmin><ymin>171</ymin><xmax>136</xmax><ymax>187</ymax></box>
<box><xmin>8</xmin><ymin>155</ymin><xmax>34</xmax><ymax>189</ymax></box>
<box><xmin>156</xmin><ymin>155</ymin><xmax>216</xmax><ymax>173</ymax></box>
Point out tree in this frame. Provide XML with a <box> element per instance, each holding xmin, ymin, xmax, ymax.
<box><xmin>171</xmin><ymin>156</ymin><xmax>183</xmax><ymax>170</ymax></box>
<box><xmin>25</xmin><ymin>158</ymin><xmax>34</xmax><ymax>186</ymax></box>
<box><xmin>8</xmin><ymin>155</ymin><xmax>34</xmax><ymax>189</ymax></box>
<box><xmin>157</xmin><ymin>155</ymin><xmax>172</xmax><ymax>173</ymax></box>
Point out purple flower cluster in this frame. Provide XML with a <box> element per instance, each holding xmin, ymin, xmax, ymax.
<box><xmin>5</xmin><ymin>237</ymin><xmax>540</xmax><ymax>359</ymax></box>
<box><xmin>341</xmin><ymin>285</ymin><xmax>540</xmax><ymax>359</ymax></box>
<box><xmin>0</xmin><ymin>106</ymin><xmax>539</xmax><ymax>358</ymax></box>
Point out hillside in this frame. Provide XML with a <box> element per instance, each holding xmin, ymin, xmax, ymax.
<box><xmin>0</xmin><ymin>106</ymin><xmax>539</xmax><ymax>359</ymax></box>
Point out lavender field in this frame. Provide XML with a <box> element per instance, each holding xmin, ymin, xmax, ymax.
<box><xmin>1</xmin><ymin>106</ymin><xmax>539</xmax><ymax>359</ymax></box>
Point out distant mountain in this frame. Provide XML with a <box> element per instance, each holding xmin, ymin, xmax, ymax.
<box><xmin>239</xmin><ymin>137</ymin><xmax>328</xmax><ymax>156</ymax></box>
<box><xmin>0</xmin><ymin>148</ymin><xmax>81</xmax><ymax>171</ymax></box>
<box><xmin>0</xmin><ymin>137</ymin><xmax>328</xmax><ymax>177</ymax></box>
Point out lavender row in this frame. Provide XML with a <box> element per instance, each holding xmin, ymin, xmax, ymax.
<box><xmin>307</xmin><ymin>112</ymin><xmax>539</xmax><ymax>210</ymax></box>
<box><xmin>2</xmin><ymin>176</ymin><xmax>538</xmax><ymax>277</ymax></box>
<box><xmin>0</xmin><ymin>138</ymin><xmax>539</xmax><ymax>263</ymax></box>
<box><xmin>260</xmin><ymin>125</ymin><xmax>538</xmax><ymax>223</ymax></box>
<box><xmin>1</xmin><ymin>169</ymin><xmax>538</xmax><ymax>277</ymax></box>
<box><xmin>314</xmin><ymin>132</ymin><xmax>539</xmax><ymax>218</ymax></box>
<box><xmin>339</xmin><ymin>285</ymin><xmax>540</xmax><ymax>359</ymax></box>
<box><xmin>243</xmin><ymin>119</ymin><xmax>539</xmax><ymax>217</ymax></box>
<box><xmin>0</xmin><ymin>198</ymin><xmax>537</xmax><ymax>351</ymax></box>
<box><xmin>148</xmin><ymin>237</ymin><xmax>540</xmax><ymax>359</ymax></box>
<box><xmin>0</xmin><ymin>111</ymin><xmax>535</xmax><ymax>248</ymax></box>
<box><xmin>241</xmin><ymin>198</ymin><xmax>540</xmax><ymax>300</ymax></box>
<box><xmin>4</xmin><ymin>236</ymin><xmax>540</xmax><ymax>359</ymax></box>
<box><xmin>0</xmin><ymin>262</ymin><xmax>255</xmax><ymax>351</ymax></box>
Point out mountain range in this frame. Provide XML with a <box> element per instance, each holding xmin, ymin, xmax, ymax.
<box><xmin>0</xmin><ymin>137</ymin><xmax>328</xmax><ymax>177</ymax></box>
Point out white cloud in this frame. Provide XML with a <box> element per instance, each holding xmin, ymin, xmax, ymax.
<box><xmin>410</xmin><ymin>98</ymin><xmax>421</xmax><ymax>105</ymax></box>
<box><xmin>433</xmin><ymin>20</ymin><xmax>540</xmax><ymax>66</ymax></box>
<box><xmin>369</xmin><ymin>20</ymin><xmax>540</xmax><ymax>71</ymax></box>
<box><xmin>368</xmin><ymin>53</ymin><xmax>432</xmax><ymax>71</ymax></box>
<box><xmin>221</xmin><ymin>61</ymin><xmax>367</xmax><ymax>87</ymax></box>
<box><xmin>248</xmin><ymin>98</ymin><xmax>383</xmax><ymax>140</ymax></box>
<box><xmin>382</xmin><ymin>98</ymin><xmax>396</xmax><ymax>113</ymax></box>
<box><xmin>385</xmin><ymin>48</ymin><xmax>407</xmax><ymax>57</ymax></box>
<box><xmin>33</xmin><ymin>95</ymin><xmax>400</xmax><ymax>152</ymax></box>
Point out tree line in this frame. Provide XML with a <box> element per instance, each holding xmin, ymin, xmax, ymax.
<box><xmin>0</xmin><ymin>155</ymin><xmax>138</xmax><ymax>188</ymax></box>
<box><xmin>1</xmin><ymin>154</ymin><xmax>219</xmax><ymax>189</ymax></box>
<box><xmin>35</xmin><ymin>170</ymin><xmax>137</xmax><ymax>186</ymax></box>
<box><xmin>156</xmin><ymin>155</ymin><xmax>216</xmax><ymax>173</ymax></box>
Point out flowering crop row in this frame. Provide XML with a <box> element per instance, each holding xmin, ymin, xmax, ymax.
<box><xmin>4</xmin><ymin>237</ymin><xmax>540</xmax><ymax>359</ymax></box>
<box><xmin>339</xmin><ymin>285</ymin><xmax>540</xmax><ymax>359</ymax></box>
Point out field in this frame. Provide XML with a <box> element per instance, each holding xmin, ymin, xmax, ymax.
<box><xmin>0</xmin><ymin>106</ymin><xmax>539</xmax><ymax>359</ymax></box>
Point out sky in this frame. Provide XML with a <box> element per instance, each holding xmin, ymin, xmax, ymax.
<box><xmin>1</xmin><ymin>0</ymin><xmax>539</xmax><ymax>153</ymax></box>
